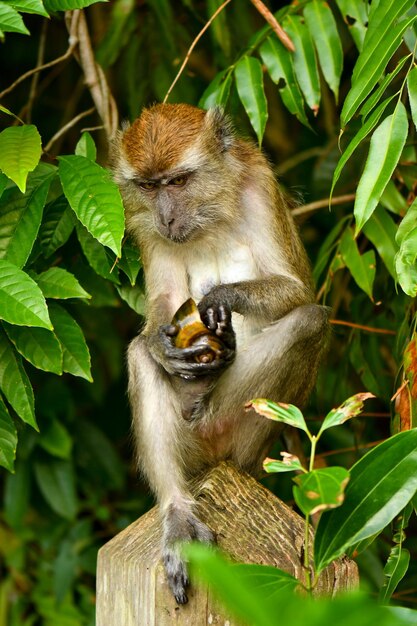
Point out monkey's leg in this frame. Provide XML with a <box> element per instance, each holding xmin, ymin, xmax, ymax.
<box><xmin>127</xmin><ymin>336</ymin><xmax>214</xmax><ymax>604</ymax></box>
<box><xmin>205</xmin><ymin>304</ymin><xmax>329</xmax><ymax>474</ymax></box>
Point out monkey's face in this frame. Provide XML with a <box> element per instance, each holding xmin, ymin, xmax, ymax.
<box><xmin>112</xmin><ymin>103</ymin><xmax>238</xmax><ymax>244</ymax></box>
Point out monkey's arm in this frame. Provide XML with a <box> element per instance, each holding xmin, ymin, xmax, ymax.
<box><xmin>198</xmin><ymin>274</ymin><xmax>313</xmax><ymax>328</ymax></box>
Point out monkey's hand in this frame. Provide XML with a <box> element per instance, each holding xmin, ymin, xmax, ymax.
<box><xmin>198</xmin><ymin>295</ymin><xmax>236</xmax><ymax>352</ymax></box>
<box><xmin>157</xmin><ymin>324</ymin><xmax>234</xmax><ymax>380</ymax></box>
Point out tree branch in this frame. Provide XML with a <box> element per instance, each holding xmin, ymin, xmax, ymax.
<box><xmin>249</xmin><ymin>0</ymin><xmax>295</xmax><ymax>51</ymax></box>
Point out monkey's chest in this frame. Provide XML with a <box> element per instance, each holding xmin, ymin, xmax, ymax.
<box><xmin>186</xmin><ymin>244</ymin><xmax>258</xmax><ymax>347</ymax></box>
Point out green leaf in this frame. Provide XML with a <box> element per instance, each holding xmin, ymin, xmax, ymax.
<box><xmin>76</xmin><ymin>223</ymin><xmax>120</xmax><ymax>283</ymax></box>
<box><xmin>335</xmin><ymin>0</ymin><xmax>368</xmax><ymax>50</ymax></box>
<box><xmin>379</xmin><ymin>504</ymin><xmax>413</xmax><ymax>603</ymax></box>
<box><xmin>39</xmin><ymin>194</ymin><xmax>76</xmax><ymax>258</ymax></box>
<box><xmin>0</xmin><ymin>259</ymin><xmax>52</xmax><ymax>329</ymax></box>
<box><xmin>341</xmin><ymin>14</ymin><xmax>417</xmax><ymax>126</ymax></box>
<box><xmin>396</xmin><ymin>227</ymin><xmax>417</xmax><ymax>297</ymax></box>
<box><xmin>408</xmin><ymin>66</ymin><xmax>417</xmax><ymax>132</ymax></box>
<box><xmin>34</xmin><ymin>267</ymin><xmax>90</xmax><ymax>300</ymax></box>
<box><xmin>117</xmin><ymin>284</ymin><xmax>145</xmax><ymax>314</ymax></box>
<box><xmin>303</xmin><ymin>0</ymin><xmax>343</xmax><ymax>100</ymax></box>
<box><xmin>0</xmin><ymin>172</ymin><xmax>8</xmax><ymax>199</ymax></box>
<box><xmin>313</xmin><ymin>216</ymin><xmax>350</xmax><ymax>284</ymax></box>
<box><xmin>330</xmin><ymin>94</ymin><xmax>397</xmax><ymax>200</ymax></box>
<box><xmin>246</xmin><ymin>398</ymin><xmax>308</xmax><ymax>433</ymax></box>
<box><xmin>58</xmin><ymin>154</ymin><xmax>125</xmax><ymax>256</ymax></box>
<box><xmin>362</xmin><ymin>205</ymin><xmax>398</xmax><ymax>279</ymax></box>
<box><xmin>284</xmin><ymin>14</ymin><xmax>320</xmax><ymax>114</ymax></box>
<box><xmin>3</xmin><ymin>322</ymin><xmax>63</xmax><ymax>374</ymax></box>
<box><xmin>77</xmin><ymin>420</ymin><xmax>124</xmax><ymax>490</ymax></box>
<box><xmin>199</xmin><ymin>69</ymin><xmax>233</xmax><ymax>109</ymax></box>
<box><xmin>293</xmin><ymin>467</ymin><xmax>350</xmax><ymax>516</ymax></box>
<box><xmin>0</xmin><ymin>2</ymin><xmax>29</xmax><ymax>35</ymax></box>
<box><xmin>2</xmin><ymin>0</ymin><xmax>48</xmax><ymax>16</ymax></box>
<box><xmin>0</xmin><ymin>328</ymin><xmax>36</xmax><ymax>429</ymax></box>
<box><xmin>75</xmin><ymin>131</ymin><xmax>97</xmax><ymax>161</ymax></box>
<box><xmin>264</xmin><ymin>453</ymin><xmax>304</xmax><ymax>474</ymax></box>
<box><xmin>314</xmin><ymin>429</ymin><xmax>417</xmax><ymax>574</ymax></box>
<box><xmin>43</xmin><ymin>0</ymin><xmax>105</xmax><ymax>10</ymax></box>
<box><xmin>339</xmin><ymin>227</ymin><xmax>376</xmax><ymax>300</ymax></box>
<box><xmin>318</xmin><ymin>392</ymin><xmax>374</xmax><ymax>435</ymax></box>
<box><xmin>0</xmin><ymin>171</ymin><xmax>53</xmax><ymax>268</ymax></box>
<box><xmin>117</xmin><ymin>239</ymin><xmax>141</xmax><ymax>285</ymax></box>
<box><xmin>380</xmin><ymin>180</ymin><xmax>408</xmax><ymax>216</ymax></box>
<box><xmin>0</xmin><ymin>395</ymin><xmax>17</xmax><ymax>472</ymax></box>
<box><xmin>4</xmin><ymin>459</ymin><xmax>30</xmax><ymax>527</ymax></box>
<box><xmin>259</xmin><ymin>36</ymin><xmax>311</xmax><ymax>129</ymax></box>
<box><xmin>234</xmin><ymin>56</ymin><xmax>268</xmax><ymax>145</ymax></box>
<box><xmin>187</xmin><ymin>544</ymin><xmax>299</xmax><ymax>626</ymax></box>
<box><xmin>354</xmin><ymin>102</ymin><xmax>408</xmax><ymax>234</ymax></box>
<box><xmin>39</xmin><ymin>420</ymin><xmax>72</xmax><ymax>459</ymax></box>
<box><xmin>48</xmin><ymin>302</ymin><xmax>92</xmax><ymax>381</ymax></box>
<box><xmin>34</xmin><ymin>458</ymin><xmax>78</xmax><ymax>520</ymax></box>
<box><xmin>396</xmin><ymin>196</ymin><xmax>417</xmax><ymax>246</ymax></box>
<box><xmin>349</xmin><ymin>335</ymin><xmax>383</xmax><ymax>398</ymax></box>
<box><xmin>361</xmin><ymin>56</ymin><xmax>409</xmax><ymax>120</ymax></box>
<box><xmin>0</xmin><ymin>125</ymin><xmax>41</xmax><ymax>192</ymax></box>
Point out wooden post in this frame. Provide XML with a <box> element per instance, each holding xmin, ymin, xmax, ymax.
<box><xmin>96</xmin><ymin>462</ymin><xmax>358</xmax><ymax>625</ymax></box>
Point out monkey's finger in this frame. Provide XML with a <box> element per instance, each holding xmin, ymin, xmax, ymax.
<box><xmin>160</xmin><ymin>323</ymin><xmax>179</xmax><ymax>337</ymax></box>
<box><xmin>218</xmin><ymin>304</ymin><xmax>232</xmax><ymax>325</ymax></box>
<box><xmin>203</xmin><ymin>307</ymin><xmax>218</xmax><ymax>331</ymax></box>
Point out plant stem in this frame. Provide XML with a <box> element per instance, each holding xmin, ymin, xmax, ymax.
<box><xmin>304</xmin><ymin>513</ymin><xmax>312</xmax><ymax>591</ymax></box>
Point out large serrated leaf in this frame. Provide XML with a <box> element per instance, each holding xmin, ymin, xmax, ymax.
<box><xmin>58</xmin><ymin>154</ymin><xmax>124</xmax><ymax>256</ymax></box>
<box><xmin>0</xmin><ymin>259</ymin><xmax>52</xmax><ymax>329</ymax></box>
<box><xmin>234</xmin><ymin>56</ymin><xmax>268</xmax><ymax>145</ymax></box>
<box><xmin>0</xmin><ymin>328</ymin><xmax>36</xmax><ymax>429</ymax></box>
<box><xmin>283</xmin><ymin>14</ymin><xmax>320</xmax><ymax>114</ymax></box>
<box><xmin>0</xmin><ymin>125</ymin><xmax>41</xmax><ymax>192</ymax></box>
<box><xmin>39</xmin><ymin>195</ymin><xmax>76</xmax><ymax>258</ymax></box>
<box><xmin>339</xmin><ymin>227</ymin><xmax>376</xmax><ymax>300</ymax></box>
<box><xmin>341</xmin><ymin>14</ymin><xmax>417</xmax><ymax>126</ymax></box>
<box><xmin>304</xmin><ymin>0</ymin><xmax>343</xmax><ymax>101</ymax></box>
<box><xmin>76</xmin><ymin>223</ymin><xmax>120</xmax><ymax>283</ymax></box>
<box><xmin>3</xmin><ymin>321</ymin><xmax>63</xmax><ymax>375</ymax></box>
<box><xmin>0</xmin><ymin>395</ymin><xmax>17</xmax><ymax>472</ymax></box>
<box><xmin>259</xmin><ymin>36</ymin><xmax>311</xmax><ymax>129</ymax></box>
<box><xmin>0</xmin><ymin>172</ymin><xmax>53</xmax><ymax>268</ymax></box>
<box><xmin>354</xmin><ymin>103</ymin><xmax>408</xmax><ymax>234</ymax></box>
<box><xmin>34</xmin><ymin>458</ymin><xmax>78</xmax><ymax>520</ymax></box>
<box><xmin>43</xmin><ymin>0</ymin><xmax>104</xmax><ymax>10</ymax></box>
<box><xmin>314</xmin><ymin>429</ymin><xmax>417</xmax><ymax>574</ymax></box>
<box><xmin>48</xmin><ymin>302</ymin><xmax>92</xmax><ymax>381</ymax></box>
<box><xmin>0</xmin><ymin>2</ymin><xmax>29</xmax><ymax>35</ymax></box>
<box><xmin>34</xmin><ymin>267</ymin><xmax>90</xmax><ymax>300</ymax></box>
<box><xmin>3</xmin><ymin>0</ymin><xmax>48</xmax><ymax>16</ymax></box>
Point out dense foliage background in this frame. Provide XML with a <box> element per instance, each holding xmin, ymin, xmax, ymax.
<box><xmin>0</xmin><ymin>0</ymin><xmax>417</xmax><ymax>624</ymax></box>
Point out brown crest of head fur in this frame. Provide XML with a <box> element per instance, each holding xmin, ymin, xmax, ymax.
<box><xmin>122</xmin><ymin>103</ymin><xmax>207</xmax><ymax>178</ymax></box>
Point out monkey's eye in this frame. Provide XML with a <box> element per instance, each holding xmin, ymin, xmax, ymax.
<box><xmin>139</xmin><ymin>181</ymin><xmax>157</xmax><ymax>191</ymax></box>
<box><xmin>169</xmin><ymin>176</ymin><xmax>187</xmax><ymax>187</ymax></box>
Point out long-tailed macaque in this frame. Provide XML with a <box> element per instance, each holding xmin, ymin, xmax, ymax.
<box><xmin>111</xmin><ymin>103</ymin><xmax>329</xmax><ymax>604</ymax></box>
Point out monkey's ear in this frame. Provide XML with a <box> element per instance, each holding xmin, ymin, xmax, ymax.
<box><xmin>205</xmin><ymin>107</ymin><xmax>234</xmax><ymax>152</ymax></box>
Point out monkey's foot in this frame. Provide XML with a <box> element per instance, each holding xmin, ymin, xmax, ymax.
<box><xmin>163</xmin><ymin>512</ymin><xmax>215</xmax><ymax>604</ymax></box>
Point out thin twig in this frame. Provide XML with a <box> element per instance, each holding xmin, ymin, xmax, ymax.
<box><xmin>66</xmin><ymin>10</ymin><xmax>118</xmax><ymax>139</ymax></box>
<box><xmin>0</xmin><ymin>13</ymin><xmax>79</xmax><ymax>101</ymax></box>
<box><xmin>292</xmin><ymin>193</ymin><xmax>356</xmax><ymax>216</ymax></box>
<box><xmin>330</xmin><ymin>319</ymin><xmax>396</xmax><ymax>335</ymax></box>
<box><xmin>163</xmin><ymin>0</ymin><xmax>232</xmax><ymax>104</ymax></box>
<box><xmin>44</xmin><ymin>106</ymin><xmax>95</xmax><ymax>153</ymax></box>
<box><xmin>249</xmin><ymin>0</ymin><xmax>295</xmax><ymax>52</ymax></box>
<box><xmin>391</xmin><ymin>379</ymin><xmax>409</xmax><ymax>402</ymax></box>
<box><xmin>276</xmin><ymin>147</ymin><xmax>325</xmax><ymax>175</ymax></box>
<box><xmin>26</xmin><ymin>20</ymin><xmax>48</xmax><ymax>123</ymax></box>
